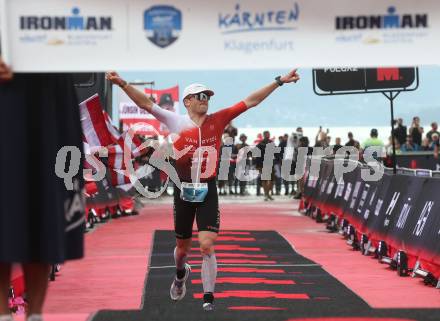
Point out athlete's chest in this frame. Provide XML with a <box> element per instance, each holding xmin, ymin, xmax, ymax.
<box><xmin>175</xmin><ymin>117</ymin><xmax>222</xmax><ymax>150</ymax></box>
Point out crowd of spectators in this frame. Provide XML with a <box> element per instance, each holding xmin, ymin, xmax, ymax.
<box><xmin>390</xmin><ymin>117</ymin><xmax>440</xmax><ymax>154</ymax></box>
<box><xmin>143</xmin><ymin>117</ymin><xmax>440</xmax><ymax>200</ymax></box>
<box><xmin>211</xmin><ymin>117</ymin><xmax>440</xmax><ymax>200</ymax></box>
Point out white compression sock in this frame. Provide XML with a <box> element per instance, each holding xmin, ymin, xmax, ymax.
<box><xmin>174</xmin><ymin>246</ymin><xmax>187</xmax><ymax>270</ymax></box>
<box><xmin>201</xmin><ymin>253</ymin><xmax>217</xmax><ymax>293</ymax></box>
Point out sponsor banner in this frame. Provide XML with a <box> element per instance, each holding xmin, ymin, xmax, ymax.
<box><xmin>385</xmin><ymin>176</ymin><xmax>427</xmax><ymax>250</ymax></box>
<box><xmin>363</xmin><ymin>174</ymin><xmax>408</xmax><ymax>241</ymax></box>
<box><xmin>338</xmin><ymin>163</ymin><xmax>360</xmax><ymax>217</ymax></box>
<box><xmin>314</xmin><ymin>68</ymin><xmax>417</xmax><ymax>94</ymax></box>
<box><xmin>315</xmin><ymin>158</ymin><xmax>334</xmax><ymax>205</ymax></box>
<box><xmin>304</xmin><ymin>157</ymin><xmax>322</xmax><ymax>200</ymax></box>
<box><xmin>347</xmin><ymin>171</ymin><xmax>381</xmax><ymax>233</ymax></box>
<box><xmin>394</xmin><ymin>153</ymin><xmax>440</xmax><ymax>171</ymax></box>
<box><xmin>344</xmin><ymin>167</ymin><xmax>365</xmax><ymax>223</ymax></box>
<box><xmin>405</xmin><ymin>179</ymin><xmax>440</xmax><ymax>260</ymax></box>
<box><xmin>2</xmin><ymin>0</ymin><xmax>440</xmax><ymax>71</ymax></box>
<box><xmin>360</xmin><ymin>173</ymin><xmax>392</xmax><ymax>237</ymax></box>
<box><xmin>307</xmin><ymin>158</ymin><xmax>440</xmax><ymax>267</ymax></box>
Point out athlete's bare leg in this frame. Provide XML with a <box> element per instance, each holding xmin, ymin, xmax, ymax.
<box><xmin>175</xmin><ymin>238</ymin><xmax>192</xmax><ymax>275</ymax></box>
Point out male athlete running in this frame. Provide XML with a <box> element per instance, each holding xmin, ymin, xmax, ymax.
<box><xmin>106</xmin><ymin>70</ymin><xmax>300</xmax><ymax>311</ymax></box>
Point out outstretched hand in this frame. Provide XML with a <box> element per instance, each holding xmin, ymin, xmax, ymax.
<box><xmin>106</xmin><ymin>71</ymin><xmax>125</xmax><ymax>87</ymax></box>
<box><xmin>280</xmin><ymin>69</ymin><xmax>300</xmax><ymax>84</ymax></box>
<box><xmin>0</xmin><ymin>57</ymin><xmax>13</xmax><ymax>83</ymax></box>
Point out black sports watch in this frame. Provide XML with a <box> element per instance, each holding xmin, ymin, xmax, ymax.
<box><xmin>275</xmin><ymin>76</ymin><xmax>284</xmax><ymax>86</ymax></box>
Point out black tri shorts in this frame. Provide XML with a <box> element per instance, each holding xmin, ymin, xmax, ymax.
<box><xmin>173</xmin><ymin>180</ymin><xmax>219</xmax><ymax>239</ymax></box>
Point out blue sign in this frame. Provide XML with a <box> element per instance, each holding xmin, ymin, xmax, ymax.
<box><xmin>144</xmin><ymin>5</ymin><xmax>182</xmax><ymax>48</ymax></box>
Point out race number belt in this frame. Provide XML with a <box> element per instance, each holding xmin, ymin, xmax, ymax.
<box><xmin>180</xmin><ymin>182</ymin><xmax>208</xmax><ymax>202</ymax></box>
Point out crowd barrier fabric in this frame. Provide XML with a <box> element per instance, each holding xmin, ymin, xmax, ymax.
<box><xmin>304</xmin><ymin>156</ymin><xmax>440</xmax><ymax>278</ymax></box>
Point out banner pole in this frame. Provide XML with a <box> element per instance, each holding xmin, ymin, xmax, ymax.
<box><xmin>389</xmin><ymin>91</ymin><xmax>397</xmax><ymax>175</ymax></box>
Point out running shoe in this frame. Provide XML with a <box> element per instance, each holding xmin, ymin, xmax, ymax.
<box><xmin>170</xmin><ymin>263</ymin><xmax>191</xmax><ymax>301</ymax></box>
<box><xmin>202</xmin><ymin>292</ymin><xmax>215</xmax><ymax>311</ymax></box>
<box><xmin>202</xmin><ymin>302</ymin><xmax>215</xmax><ymax>311</ymax></box>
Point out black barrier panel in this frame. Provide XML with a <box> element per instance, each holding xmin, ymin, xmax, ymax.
<box><xmin>327</xmin><ymin>175</ymin><xmax>345</xmax><ymax>210</ymax></box>
<box><xmin>307</xmin><ymin>158</ymin><xmax>440</xmax><ymax>270</ymax></box>
<box><xmin>316</xmin><ymin>159</ymin><xmax>335</xmax><ymax>205</ymax></box>
<box><xmin>352</xmin><ymin>178</ymin><xmax>381</xmax><ymax>232</ymax></box>
<box><xmin>313</xmin><ymin>67</ymin><xmax>417</xmax><ymax>94</ymax></box>
<box><xmin>383</xmin><ymin>176</ymin><xmax>427</xmax><ymax>250</ymax></box>
<box><xmin>350</xmin><ymin>170</ymin><xmax>391</xmax><ymax>232</ymax></box>
<box><xmin>395</xmin><ymin>153</ymin><xmax>440</xmax><ymax>170</ymax></box>
<box><xmin>344</xmin><ymin>167</ymin><xmax>365</xmax><ymax>222</ymax></box>
<box><xmin>405</xmin><ymin>178</ymin><xmax>440</xmax><ymax>261</ymax></box>
<box><xmin>339</xmin><ymin>165</ymin><xmax>362</xmax><ymax>218</ymax></box>
<box><xmin>371</xmin><ymin>175</ymin><xmax>411</xmax><ymax>240</ymax></box>
<box><xmin>304</xmin><ymin>157</ymin><xmax>324</xmax><ymax>200</ymax></box>
<box><xmin>323</xmin><ymin>159</ymin><xmax>346</xmax><ymax>210</ymax></box>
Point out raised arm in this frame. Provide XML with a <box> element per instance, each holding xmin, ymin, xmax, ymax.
<box><xmin>106</xmin><ymin>71</ymin><xmax>154</xmax><ymax>113</ymax></box>
<box><xmin>243</xmin><ymin>69</ymin><xmax>300</xmax><ymax>108</ymax></box>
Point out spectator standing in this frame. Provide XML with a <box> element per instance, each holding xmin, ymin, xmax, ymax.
<box><xmin>426</xmin><ymin>122</ymin><xmax>440</xmax><ymax>143</ymax></box>
<box><xmin>294</xmin><ymin>136</ymin><xmax>311</xmax><ymax>200</ymax></box>
<box><xmin>274</xmin><ymin>135</ymin><xmax>288</xmax><ymax>195</ymax></box>
<box><xmin>400</xmin><ymin>136</ymin><xmax>420</xmax><ymax>152</ymax></box>
<box><xmin>420</xmin><ymin>137</ymin><xmax>432</xmax><ymax>151</ymax></box>
<box><xmin>385</xmin><ymin>137</ymin><xmax>402</xmax><ymax>156</ymax></box>
<box><xmin>227</xmin><ymin>137</ymin><xmax>239</xmax><ymax>195</ymax></box>
<box><xmin>333</xmin><ymin>137</ymin><xmax>343</xmax><ymax>154</ymax></box>
<box><xmin>224</xmin><ymin>122</ymin><xmax>238</xmax><ymax>140</ymax></box>
<box><xmin>315</xmin><ymin>126</ymin><xmax>329</xmax><ymax>148</ymax></box>
<box><xmin>409</xmin><ymin>116</ymin><xmax>423</xmax><ymax>146</ymax></box>
<box><xmin>362</xmin><ymin>128</ymin><xmax>385</xmax><ymax>162</ymax></box>
<box><xmin>430</xmin><ymin>133</ymin><xmax>440</xmax><ymax>151</ymax></box>
<box><xmin>362</xmin><ymin>128</ymin><xmax>384</xmax><ymax>150</ymax></box>
<box><xmin>345</xmin><ymin>132</ymin><xmax>360</xmax><ymax>149</ymax></box>
<box><xmin>256</xmin><ymin>131</ymin><xmax>275</xmax><ymax>201</ymax></box>
<box><xmin>235</xmin><ymin>134</ymin><xmax>250</xmax><ymax>196</ymax></box>
<box><xmin>393</xmin><ymin>118</ymin><xmax>407</xmax><ymax>145</ymax></box>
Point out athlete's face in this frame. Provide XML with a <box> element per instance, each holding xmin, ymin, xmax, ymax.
<box><xmin>184</xmin><ymin>92</ymin><xmax>210</xmax><ymax>115</ymax></box>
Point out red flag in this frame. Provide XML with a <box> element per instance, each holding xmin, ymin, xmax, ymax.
<box><xmin>79</xmin><ymin>94</ymin><xmax>113</xmax><ymax>148</ymax></box>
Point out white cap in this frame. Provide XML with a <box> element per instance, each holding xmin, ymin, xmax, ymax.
<box><xmin>182</xmin><ymin>83</ymin><xmax>214</xmax><ymax>100</ymax></box>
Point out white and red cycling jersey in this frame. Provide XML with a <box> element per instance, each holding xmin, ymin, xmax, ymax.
<box><xmin>150</xmin><ymin>101</ymin><xmax>248</xmax><ymax>182</ymax></box>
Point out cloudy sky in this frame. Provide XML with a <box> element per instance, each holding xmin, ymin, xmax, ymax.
<box><xmin>117</xmin><ymin>66</ymin><xmax>440</xmax><ymax>128</ymax></box>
